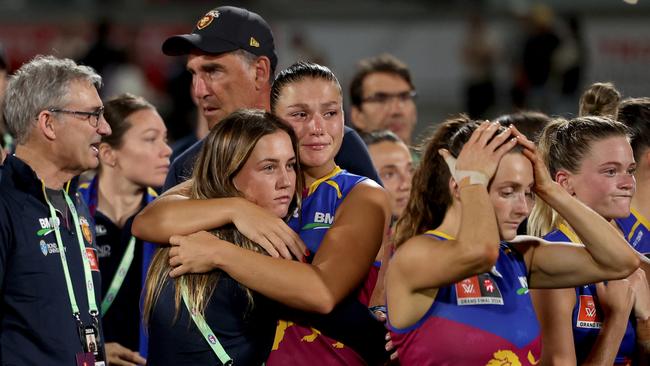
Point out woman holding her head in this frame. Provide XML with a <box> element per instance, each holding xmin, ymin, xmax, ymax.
<box><xmin>133</xmin><ymin>63</ymin><xmax>391</xmax><ymax>365</ymax></box>
<box><xmin>143</xmin><ymin>110</ymin><xmax>300</xmax><ymax>365</ymax></box>
<box><xmin>79</xmin><ymin>93</ymin><xmax>171</xmax><ymax>365</ymax></box>
<box><xmin>385</xmin><ymin>116</ymin><xmax>639</xmax><ymax>365</ymax></box>
<box><xmin>528</xmin><ymin>116</ymin><xmax>650</xmax><ymax>365</ymax></box>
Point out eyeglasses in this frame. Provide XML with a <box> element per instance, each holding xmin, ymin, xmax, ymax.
<box><xmin>361</xmin><ymin>90</ymin><xmax>417</xmax><ymax>105</ymax></box>
<box><xmin>48</xmin><ymin>106</ymin><xmax>105</xmax><ymax>127</ymax></box>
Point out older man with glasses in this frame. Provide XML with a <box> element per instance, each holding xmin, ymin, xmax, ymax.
<box><xmin>0</xmin><ymin>55</ymin><xmax>112</xmax><ymax>365</ymax></box>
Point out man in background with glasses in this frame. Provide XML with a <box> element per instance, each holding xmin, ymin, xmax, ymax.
<box><xmin>350</xmin><ymin>54</ymin><xmax>418</xmax><ymax>147</ymax></box>
<box><xmin>0</xmin><ymin>55</ymin><xmax>112</xmax><ymax>365</ymax></box>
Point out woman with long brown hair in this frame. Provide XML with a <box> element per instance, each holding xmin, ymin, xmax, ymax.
<box><xmin>143</xmin><ymin>109</ymin><xmax>302</xmax><ymax>365</ymax></box>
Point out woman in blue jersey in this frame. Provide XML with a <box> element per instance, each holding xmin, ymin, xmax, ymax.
<box><xmin>79</xmin><ymin>93</ymin><xmax>171</xmax><ymax>365</ymax></box>
<box><xmin>528</xmin><ymin>116</ymin><xmax>650</xmax><ymax>365</ymax></box>
<box><xmin>384</xmin><ymin>116</ymin><xmax>640</xmax><ymax>365</ymax></box>
<box><xmin>142</xmin><ymin>109</ymin><xmax>301</xmax><ymax>365</ymax></box>
<box><xmin>134</xmin><ymin>62</ymin><xmax>391</xmax><ymax>365</ymax></box>
<box><xmin>618</xmin><ymin>98</ymin><xmax>650</xmax><ymax>358</ymax></box>
<box><xmin>618</xmin><ymin>98</ymin><xmax>650</xmax><ymax>258</ymax></box>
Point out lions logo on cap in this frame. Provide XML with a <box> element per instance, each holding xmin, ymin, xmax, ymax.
<box><xmin>79</xmin><ymin>216</ymin><xmax>93</xmax><ymax>245</ymax></box>
<box><xmin>197</xmin><ymin>10</ymin><xmax>220</xmax><ymax>30</ymax></box>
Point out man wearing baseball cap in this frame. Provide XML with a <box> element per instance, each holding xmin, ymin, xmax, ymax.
<box><xmin>135</xmin><ymin>6</ymin><xmax>386</xmax><ymax>364</ymax></box>
<box><xmin>161</xmin><ymin>5</ymin><xmax>380</xmax><ymax>191</ymax></box>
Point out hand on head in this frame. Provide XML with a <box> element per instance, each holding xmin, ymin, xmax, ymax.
<box><xmin>510</xmin><ymin>125</ymin><xmax>555</xmax><ymax>195</ymax></box>
<box><xmin>439</xmin><ymin>121</ymin><xmax>518</xmax><ymax>188</ymax></box>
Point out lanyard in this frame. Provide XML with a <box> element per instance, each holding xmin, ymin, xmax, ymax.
<box><xmin>180</xmin><ymin>281</ymin><xmax>233</xmax><ymax>365</ymax></box>
<box><xmin>100</xmin><ymin>236</ymin><xmax>136</xmax><ymax>316</ymax></box>
<box><xmin>41</xmin><ymin>182</ymin><xmax>99</xmax><ymax>322</ymax></box>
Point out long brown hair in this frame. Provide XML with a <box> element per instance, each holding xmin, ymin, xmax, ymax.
<box><xmin>143</xmin><ymin>109</ymin><xmax>303</xmax><ymax>323</ymax></box>
<box><xmin>393</xmin><ymin>115</ymin><xmax>471</xmax><ymax>246</ymax></box>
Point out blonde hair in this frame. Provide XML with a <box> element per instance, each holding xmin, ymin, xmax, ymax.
<box><xmin>578</xmin><ymin>82</ymin><xmax>621</xmax><ymax>118</ymax></box>
<box><xmin>143</xmin><ymin>109</ymin><xmax>302</xmax><ymax>323</ymax></box>
<box><xmin>528</xmin><ymin>116</ymin><xmax>629</xmax><ymax>237</ymax></box>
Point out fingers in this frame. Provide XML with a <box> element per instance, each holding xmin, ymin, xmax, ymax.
<box><xmin>372</xmin><ymin>310</ymin><xmax>387</xmax><ymax>323</ymax></box>
<box><xmin>275</xmin><ymin>220</ymin><xmax>307</xmax><ymax>257</ymax></box>
<box><xmin>169</xmin><ymin>235</ymin><xmax>182</xmax><ymax>246</ymax></box>
<box><xmin>390</xmin><ymin>351</ymin><xmax>399</xmax><ymax>363</ymax></box>
<box><xmin>169</xmin><ymin>265</ymin><xmax>188</xmax><ymax>278</ymax></box>
<box><xmin>105</xmin><ymin>342</ymin><xmax>144</xmax><ymax>366</ymax></box>
<box><xmin>168</xmin><ymin>255</ymin><xmax>181</xmax><ymax>268</ymax></box>
<box><xmin>251</xmin><ymin>219</ymin><xmax>306</xmax><ymax>260</ymax></box>
<box><xmin>510</xmin><ymin>125</ymin><xmax>535</xmax><ymax>148</ymax></box>
<box><xmin>264</xmin><ymin>230</ymin><xmax>292</xmax><ymax>259</ymax></box>
<box><xmin>521</xmin><ymin>146</ymin><xmax>537</xmax><ymax>162</ymax></box>
<box><xmin>466</xmin><ymin>120</ymin><xmax>490</xmax><ymax>145</ymax></box>
<box><xmin>486</xmin><ymin>125</ymin><xmax>514</xmax><ymax>152</ymax></box>
<box><xmin>169</xmin><ymin>247</ymin><xmax>178</xmax><ymax>258</ymax></box>
<box><xmin>385</xmin><ymin>339</ymin><xmax>394</xmax><ymax>351</ymax></box>
<box><xmin>476</xmin><ymin>121</ymin><xmax>501</xmax><ymax>147</ymax></box>
<box><xmin>124</xmin><ymin>352</ymin><xmax>146</xmax><ymax>365</ymax></box>
<box><xmin>254</xmin><ymin>235</ymin><xmax>281</xmax><ymax>258</ymax></box>
<box><xmin>492</xmin><ymin>136</ymin><xmax>519</xmax><ymax>158</ymax></box>
<box><xmin>286</xmin><ymin>236</ymin><xmax>308</xmax><ymax>262</ymax></box>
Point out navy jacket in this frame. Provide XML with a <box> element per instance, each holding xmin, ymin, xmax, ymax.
<box><xmin>0</xmin><ymin>155</ymin><xmax>104</xmax><ymax>365</ymax></box>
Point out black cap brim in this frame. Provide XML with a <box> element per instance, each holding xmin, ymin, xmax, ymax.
<box><xmin>162</xmin><ymin>33</ymin><xmax>240</xmax><ymax>56</ymax></box>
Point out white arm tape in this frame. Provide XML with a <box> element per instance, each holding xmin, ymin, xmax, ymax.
<box><xmin>443</xmin><ymin>154</ymin><xmax>489</xmax><ymax>186</ymax></box>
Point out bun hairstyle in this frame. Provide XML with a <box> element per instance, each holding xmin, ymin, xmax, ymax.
<box><xmin>579</xmin><ymin>82</ymin><xmax>621</xmax><ymax>118</ymax></box>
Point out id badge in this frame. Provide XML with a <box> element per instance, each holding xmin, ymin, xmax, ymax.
<box><xmin>83</xmin><ymin>325</ymin><xmax>106</xmax><ymax>365</ymax></box>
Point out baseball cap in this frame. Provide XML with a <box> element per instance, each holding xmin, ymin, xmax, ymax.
<box><xmin>162</xmin><ymin>6</ymin><xmax>278</xmax><ymax>71</ymax></box>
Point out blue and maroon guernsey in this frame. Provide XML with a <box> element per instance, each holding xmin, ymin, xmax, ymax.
<box><xmin>267</xmin><ymin>167</ymin><xmax>371</xmax><ymax>366</ymax></box>
<box><xmin>544</xmin><ymin>226</ymin><xmax>636</xmax><ymax>365</ymax></box>
<box><xmin>615</xmin><ymin>208</ymin><xmax>650</xmax><ymax>256</ymax></box>
<box><xmin>388</xmin><ymin>230</ymin><xmax>541</xmax><ymax>366</ymax></box>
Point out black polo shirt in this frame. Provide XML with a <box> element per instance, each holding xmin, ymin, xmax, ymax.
<box><xmin>147</xmin><ymin>275</ymin><xmax>277</xmax><ymax>366</ymax></box>
<box><xmin>0</xmin><ymin>155</ymin><xmax>104</xmax><ymax>365</ymax></box>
